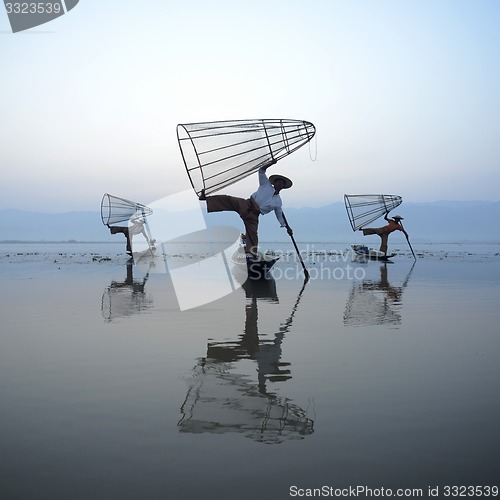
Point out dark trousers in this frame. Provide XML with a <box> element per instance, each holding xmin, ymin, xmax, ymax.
<box><xmin>362</xmin><ymin>227</ymin><xmax>389</xmax><ymax>254</ymax></box>
<box><xmin>110</xmin><ymin>226</ymin><xmax>132</xmax><ymax>253</ymax></box>
<box><xmin>206</xmin><ymin>195</ymin><xmax>260</xmax><ymax>256</ymax></box>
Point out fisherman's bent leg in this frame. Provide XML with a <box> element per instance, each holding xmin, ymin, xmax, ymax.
<box><xmin>110</xmin><ymin>226</ymin><xmax>132</xmax><ymax>253</ymax></box>
<box><xmin>109</xmin><ymin>226</ymin><xmax>127</xmax><ymax>235</ymax></box>
<box><xmin>206</xmin><ymin>195</ymin><xmax>259</xmax><ymax>257</ymax></box>
<box><xmin>206</xmin><ymin>195</ymin><xmax>248</xmax><ymax>215</ymax></box>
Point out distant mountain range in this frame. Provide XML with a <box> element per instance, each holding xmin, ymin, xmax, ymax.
<box><xmin>2</xmin><ymin>201</ymin><xmax>499</xmax><ymax>243</ymax></box>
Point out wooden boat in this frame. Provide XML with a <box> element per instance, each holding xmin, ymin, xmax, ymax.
<box><xmin>246</xmin><ymin>255</ymin><xmax>279</xmax><ymax>279</ymax></box>
<box><xmin>352</xmin><ymin>244</ymin><xmax>395</xmax><ymax>262</ymax></box>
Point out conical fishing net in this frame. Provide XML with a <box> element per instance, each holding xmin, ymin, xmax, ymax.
<box><xmin>100</xmin><ymin>193</ymin><xmax>153</xmax><ymax>226</ymax></box>
<box><xmin>344</xmin><ymin>194</ymin><xmax>402</xmax><ymax>231</ymax></box>
<box><xmin>177</xmin><ymin>119</ymin><xmax>316</xmax><ymax>196</ymax></box>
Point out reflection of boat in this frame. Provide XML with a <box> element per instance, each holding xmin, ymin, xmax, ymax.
<box><xmin>352</xmin><ymin>244</ymin><xmax>396</xmax><ymax>261</ymax></box>
<box><xmin>242</xmin><ymin>275</ymin><xmax>278</xmax><ymax>302</ymax></box>
<box><xmin>178</xmin><ymin>276</ymin><xmax>314</xmax><ymax>443</ymax></box>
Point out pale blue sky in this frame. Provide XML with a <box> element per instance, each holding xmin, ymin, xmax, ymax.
<box><xmin>1</xmin><ymin>0</ymin><xmax>499</xmax><ymax>212</ymax></box>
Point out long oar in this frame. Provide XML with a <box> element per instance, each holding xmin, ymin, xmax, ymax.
<box><xmin>399</xmin><ymin>222</ymin><xmax>416</xmax><ymax>260</ymax></box>
<box><xmin>282</xmin><ymin>212</ymin><xmax>309</xmax><ymax>280</ymax></box>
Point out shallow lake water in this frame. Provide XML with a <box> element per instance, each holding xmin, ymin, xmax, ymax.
<box><xmin>1</xmin><ymin>242</ymin><xmax>499</xmax><ymax>499</ymax></box>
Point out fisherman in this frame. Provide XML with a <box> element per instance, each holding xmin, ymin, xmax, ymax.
<box><xmin>108</xmin><ymin>215</ymin><xmax>154</xmax><ymax>256</ymax></box>
<box><xmin>360</xmin><ymin>213</ymin><xmax>408</xmax><ymax>256</ymax></box>
<box><xmin>199</xmin><ymin>161</ymin><xmax>293</xmax><ymax>258</ymax></box>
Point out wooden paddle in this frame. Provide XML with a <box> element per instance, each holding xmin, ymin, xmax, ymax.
<box><xmin>282</xmin><ymin>212</ymin><xmax>309</xmax><ymax>280</ymax></box>
<box><xmin>399</xmin><ymin>221</ymin><xmax>416</xmax><ymax>260</ymax></box>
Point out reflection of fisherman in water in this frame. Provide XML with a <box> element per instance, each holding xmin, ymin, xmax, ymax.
<box><xmin>344</xmin><ymin>262</ymin><xmax>415</xmax><ymax>327</ymax></box>
<box><xmin>178</xmin><ymin>278</ymin><xmax>314</xmax><ymax>444</ymax></box>
<box><xmin>208</xmin><ymin>279</ymin><xmax>291</xmax><ymax>394</ymax></box>
<box><xmin>101</xmin><ymin>261</ymin><xmax>153</xmax><ymax>322</ymax></box>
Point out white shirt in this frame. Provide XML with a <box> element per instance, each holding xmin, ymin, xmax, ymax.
<box><xmin>129</xmin><ymin>217</ymin><xmax>146</xmax><ymax>236</ymax></box>
<box><xmin>251</xmin><ymin>168</ymin><xmax>286</xmax><ymax>227</ymax></box>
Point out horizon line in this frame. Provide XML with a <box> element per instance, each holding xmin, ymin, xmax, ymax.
<box><xmin>2</xmin><ymin>199</ymin><xmax>499</xmax><ymax>215</ymax></box>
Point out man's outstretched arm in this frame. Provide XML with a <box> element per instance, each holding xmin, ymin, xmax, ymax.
<box><xmin>261</xmin><ymin>158</ymin><xmax>277</xmax><ymax>172</ymax></box>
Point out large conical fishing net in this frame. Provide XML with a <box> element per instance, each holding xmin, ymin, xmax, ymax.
<box><xmin>100</xmin><ymin>193</ymin><xmax>153</xmax><ymax>226</ymax></box>
<box><xmin>344</xmin><ymin>194</ymin><xmax>402</xmax><ymax>231</ymax></box>
<box><xmin>177</xmin><ymin>119</ymin><xmax>316</xmax><ymax>196</ymax></box>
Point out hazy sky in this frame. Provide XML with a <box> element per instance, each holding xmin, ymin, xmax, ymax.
<box><xmin>1</xmin><ymin>0</ymin><xmax>499</xmax><ymax>212</ymax></box>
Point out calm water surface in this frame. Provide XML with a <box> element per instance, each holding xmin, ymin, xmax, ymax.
<box><xmin>1</xmin><ymin>243</ymin><xmax>499</xmax><ymax>499</ymax></box>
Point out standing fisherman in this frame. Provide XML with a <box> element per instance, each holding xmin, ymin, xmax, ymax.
<box><xmin>361</xmin><ymin>213</ymin><xmax>408</xmax><ymax>256</ymax></box>
<box><xmin>199</xmin><ymin>162</ymin><xmax>293</xmax><ymax>258</ymax></box>
<box><xmin>108</xmin><ymin>215</ymin><xmax>154</xmax><ymax>256</ymax></box>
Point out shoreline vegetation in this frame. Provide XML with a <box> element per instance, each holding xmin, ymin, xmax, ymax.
<box><xmin>1</xmin><ymin>240</ymin><xmax>500</xmax><ymax>245</ymax></box>
<box><xmin>1</xmin><ymin>242</ymin><xmax>499</xmax><ymax>267</ymax></box>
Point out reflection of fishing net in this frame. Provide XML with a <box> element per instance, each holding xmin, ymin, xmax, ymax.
<box><xmin>101</xmin><ymin>193</ymin><xmax>153</xmax><ymax>226</ymax></box>
<box><xmin>178</xmin><ymin>360</ymin><xmax>314</xmax><ymax>444</ymax></box>
<box><xmin>177</xmin><ymin>119</ymin><xmax>316</xmax><ymax>196</ymax></box>
<box><xmin>101</xmin><ymin>281</ymin><xmax>154</xmax><ymax>322</ymax></box>
<box><xmin>343</xmin><ymin>282</ymin><xmax>402</xmax><ymax>327</ymax></box>
<box><xmin>344</xmin><ymin>194</ymin><xmax>402</xmax><ymax>231</ymax></box>
<box><xmin>101</xmin><ymin>264</ymin><xmax>153</xmax><ymax>321</ymax></box>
